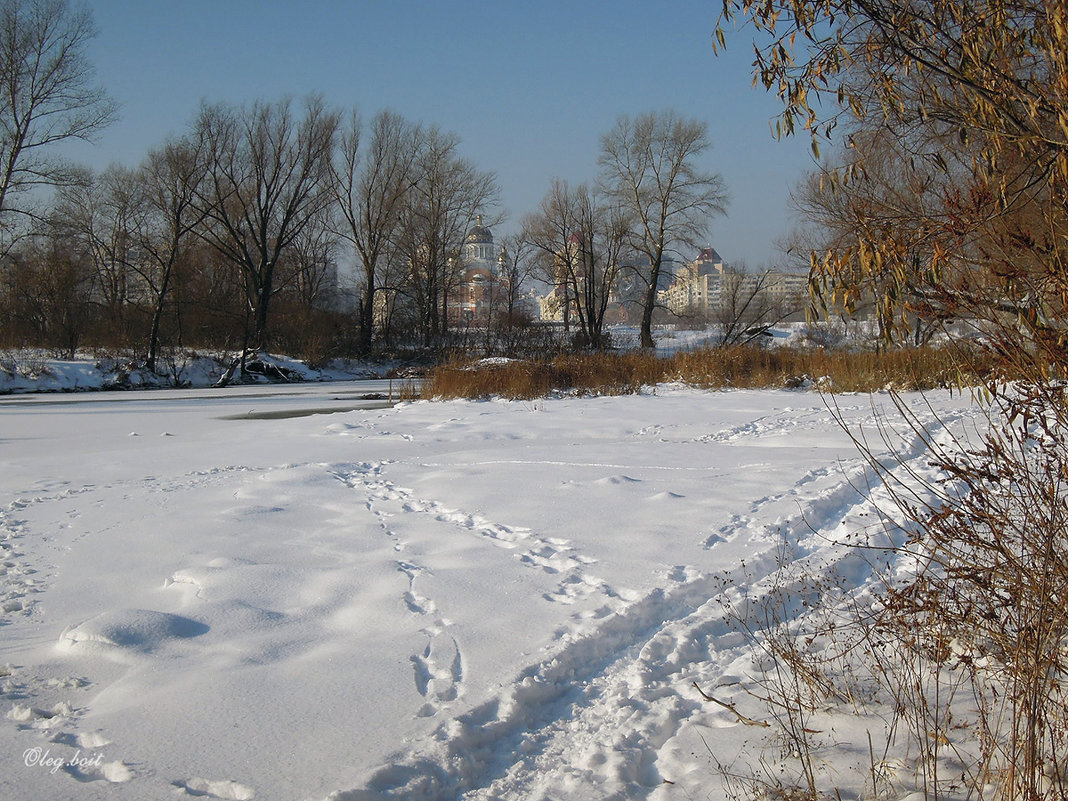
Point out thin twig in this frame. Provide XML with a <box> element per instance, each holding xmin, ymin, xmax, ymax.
<box><xmin>693</xmin><ymin>682</ymin><xmax>771</xmax><ymax>727</ymax></box>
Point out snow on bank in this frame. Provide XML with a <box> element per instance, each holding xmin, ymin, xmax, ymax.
<box><xmin>0</xmin><ymin>385</ymin><xmax>980</xmax><ymax>800</ymax></box>
<box><xmin>0</xmin><ymin>351</ymin><xmax>388</xmax><ymax>394</ymax></box>
<box><xmin>0</xmin><ymin>322</ymin><xmax>877</xmax><ymax>395</ymax></box>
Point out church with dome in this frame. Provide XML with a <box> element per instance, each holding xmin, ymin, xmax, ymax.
<box><xmin>447</xmin><ymin>215</ymin><xmax>507</xmax><ymax>327</ymax></box>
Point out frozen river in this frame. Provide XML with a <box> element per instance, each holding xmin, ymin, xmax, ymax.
<box><xmin>0</xmin><ymin>378</ymin><xmax>409</xmax><ymax>420</ymax></box>
<box><xmin>0</xmin><ymin>386</ymin><xmax>980</xmax><ymax>801</ymax></box>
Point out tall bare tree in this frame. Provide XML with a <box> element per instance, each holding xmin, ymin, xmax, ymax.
<box><xmin>0</xmin><ymin>0</ymin><xmax>115</xmax><ymax>249</ymax></box>
<box><xmin>496</xmin><ymin>232</ymin><xmax>535</xmax><ymax>325</ymax></box>
<box><xmin>50</xmin><ymin>165</ymin><xmax>138</xmax><ymax>343</ymax></box>
<box><xmin>133</xmin><ymin>137</ymin><xmax>208</xmax><ymax>370</ymax></box>
<box><xmin>523</xmin><ymin>179</ymin><xmax>583</xmax><ymax>334</ymax></box>
<box><xmin>6</xmin><ymin>220</ymin><xmax>94</xmax><ymax>355</ymax></box>
<box><xmin>277</xmin><ymin>205</ymin><xmax>339</xmax><ymax>312</ymax></box>
<box><xmin>395</xmin><ymin>126</ymin><xmax>498</xmax><ymax>347</ymax></box>
<box><xmin>331</xmin><ymin>109</ymin><xmax>420</xmax><ymax>354</ymax></box>
<box><xmin>192</xmin><ymin>96</ymin><xmax>339</xmax><ymax>358</ymax></box>
<box><xmin>49</xmin><ymin>151</ymin><xmax>208</xmax><ymax>365</ymax></box>
<box><xmin>599</xmin><ymin>111</ymin><xmax>727</xmax><ymax>348</ymax></box>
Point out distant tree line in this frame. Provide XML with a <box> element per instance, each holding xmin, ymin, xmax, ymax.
<box><xmin>0</xmin><ymin>0</ymin><xmax>513</xmax><ymax>366</ymax></box>
<box><xmin>0</xmin><ymin>0</ymin><xmax>731</xmax><ymax>369</ymax></box>
<box><xmin>0</xmin><ymin>87</ymin><xmax>509</xmax><ymax>366</ymax></box>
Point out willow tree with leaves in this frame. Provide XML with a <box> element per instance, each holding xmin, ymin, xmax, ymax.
<box><xmin>787</xmin><ymin>126</ymin><xmax>962</xmax><ymax>345</ymax></box>
<box><xmin>598</xmin><ymin>111</ymin><xmax>727</xmax><ymax>348</ymax></box>
<box><xmin>717</xmin><ymin>0</ymin><xmax>1068</xmax><ymax>372</ymax></box>
<box><xmin>716</xmin><ymin>3</ymin><xmax>1068</xmax><ymax>799</ymax></box>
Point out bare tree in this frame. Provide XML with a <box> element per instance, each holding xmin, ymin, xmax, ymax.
<box><xmin>711</xmin><ymin>266</ymin><xmax>802</xmax><ymax>347</ymax></box>
<box><xmin>133</xmin><ymin>138</ymin><xmax>208</xmax><ymax>370</ymax></box>
<box><xmin>496</xmin><ymin>232</ymin><xmax>535</xmax><ymax>324</ymax></box>
<box><xmin>599</xmin><ymin>111</ymin><xmax>727</xmax><ymax>348</ymax></box>
<box><xmin>4</xmin><ymin>224</ymin><xmax>94</xmax><ymax>355</ymax></box>
<box><xmin>0</xmin><ymin>0</ymin><xmax>115</xmax><ymax>250</ymax></box>
<box><xmin>50</xmin><ymin>153</ymin><xmax>209</xmax><ymax>364</ymax></box>
<box><xmin>277</xmin><ymin>205</ymin><xmax>339</xmax><ymax>312</ymax></box>
<box><xmin>522</xmin><ymin>179</ymin><xmax>584</xmax><ymax>335</ymax></box>
<box><xmin>523</xmin><ymin>180</ymin><xmax>630</xmax><ymax>349</ymax></box>
<box><xmin>331</xmin><ymin>109</ymin><xmax>421</xmax><ymax>354</ymax></box>
<box><xmin>394</xmin><ymin>126</ymin><xmax>498</xmax><ymax>347</ymax></box>
<box><xmin>191</xmin><ymin>96</ymin><xmax>339</xmax><ymax>361</ymax></box>
<box><xmin>50</xmin><ymin>166</ymin><xmax>137</xmax><ymax>343</ymax></box>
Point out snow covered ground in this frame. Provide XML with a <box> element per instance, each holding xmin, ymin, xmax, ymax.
<box><xmin>0</xmin><ymin>383</ymin><xmax>980</xmax><ymax>800</ymax></box>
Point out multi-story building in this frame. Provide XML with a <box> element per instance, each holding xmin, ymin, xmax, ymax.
<box><xmin>661</xmin><ymin>248</ymin><xmax>724</xmax><ymax>316</ymax></box>
<box><xmin>662</xmin><ymin>247</ymin><xmax>808</xmax><ymax>320</ymax></box>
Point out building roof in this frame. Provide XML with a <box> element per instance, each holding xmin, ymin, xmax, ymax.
<box><xmin>695</xmin><ymin>247</ymin><xmax>722</xmax><ymax>264</ymax></box>
<box><xmin>466</xmin><ymin>215</ymin><xmax>493</xmax><ymax>245</ymax></box>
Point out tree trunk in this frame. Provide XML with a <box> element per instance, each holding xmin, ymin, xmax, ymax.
<box><xmin>358</xmin><ymin>287</ymin><xmax>375</xmax><ymax>355</ymax></box>
<box><xmin>640</xmin><ymin>263</ymin><xmax>659</xmax><ymax>348</ymax></box>
<box><xmin>252</xmin><ymin>266</ymin><xmax>274</xmax><ymax>350</ymax></box>
<box><xmin>145</xmin><ymin>266</ymin><xmax>173</xmax><ymax>373</ymax></box>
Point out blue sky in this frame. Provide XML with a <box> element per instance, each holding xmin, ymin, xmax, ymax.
<box><xmin>70</xmin><ymin>0</ymin><xmax>817</xmax><ymax>269</ymax></box>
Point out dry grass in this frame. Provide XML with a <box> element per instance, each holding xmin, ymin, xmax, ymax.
<box><xmin>424</xmin><ymin>345</ymin><xmax>988</xmax><ymax>400</ymax></box>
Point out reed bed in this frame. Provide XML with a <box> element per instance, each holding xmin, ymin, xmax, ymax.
<box><xmin>424</xmin><ymin>345</ymin><xmax>988</xmax><ymax>400</ymax></box>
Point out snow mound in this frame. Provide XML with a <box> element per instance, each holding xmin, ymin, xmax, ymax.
<box><xmin>58</xmin><ymin>609</ymin><xmax>209</xmax><ymax>656</ymax></box>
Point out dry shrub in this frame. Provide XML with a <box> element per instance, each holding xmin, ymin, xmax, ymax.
<box><xmin>669</xmin><ymin>346</ymin><xmax>790</xmax><ymax>388</ymax></box>
<box><xmin>424</xmin><ymin>360</ymin><xmax>559</xmax><ymax>400</ymax></box>
<box><xmin>675</xmin><ymin>344</ymin><xmax>976</xmax><ymax>393</ymax></box>
<box><xmin>714</xmin><ymin>383</ymin><xmax>1068</xmax><ymax>801</ymax></box>
<box><xmin>870</xmin><ymin>385</ymin><xmax>1068</xmax><ymax>801</ymax></box>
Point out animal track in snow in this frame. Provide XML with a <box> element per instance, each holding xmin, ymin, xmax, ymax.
<box><xmin>698</xmin><ymin>405</ymin><xmax>859</xmax><ymax>444</ymax></box>
<box><xmin>392</xmin><ymin>556</ymin><xmax>463</xmax><ymax>716</ymax></box>
<box><xmin>3</xmin><ymin>674</ymin><xmax>123</xmax><ymax>787</ymax></box>
<box><xmin>330</xmin><ymin>461</ymin><xmax>611</xmax><ymax>612</ymax></box>
<box><xmin>340</xmin><ymin>408</ymin><xmax>975</xmax><ymax>801</ymax></box>
<box><xmin>1</xmin><ymin>503</ymin><xmax>45</xmax><ymax>621</ymax></box>
<box><xmin>411</xmin><ymin>633</ymin><xmax>464</xmax><ymax>717</ymax></box>
<box><xmin>173</xmin><ymin>777</ymin><xmax>255</xmax><ymax>799</ymax></box>
<box><xmin>330</xmin><ymin>461</ymin><xmax>635</xmax><ymax>713</ymax></box>
<box><xmin>396</xmin><ymin>560</ymin><xmax>438</xmax><ymax>616</ymax></box>
<box><xmin>62</xmin><ymin>758</ymin><xmax>134</xmax><ymax>784</ymax></box>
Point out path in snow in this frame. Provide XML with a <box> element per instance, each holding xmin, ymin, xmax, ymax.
<box><xmin>324</xmin><ymin>397</ymin><xmax>973</xmax><ymax>800</ymax></box>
